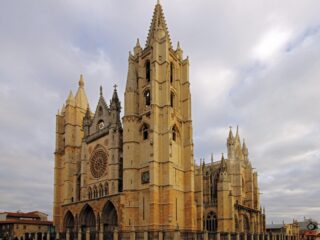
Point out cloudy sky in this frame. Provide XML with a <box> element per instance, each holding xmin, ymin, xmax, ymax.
<box><xmin>0</xmin><ymin>0</ymin><xmax>319</xmax><ymax>224</ymax></box>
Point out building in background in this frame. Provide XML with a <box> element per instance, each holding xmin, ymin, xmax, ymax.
<box><xmin>266</xmin><ymin>220</ymin><xmax>300</xmax><ymax>240</ymax></box>
<box><xmin>0</xmin><ymin>211</ymin><xmax>53</xmax><ymax>240</ymax></box>
<box><xmin>297</xmin><ymin>219</ymin><xmax>319</xmax><ymax>240</ymax></box>
<box><xmin>53</xmin><ymin>2</ymin><xmax>266</xmax><ymax>239</ymax></box>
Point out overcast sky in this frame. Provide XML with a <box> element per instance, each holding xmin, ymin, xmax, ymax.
<box><xmin>0</xmin><ymin>0</ymin><xmax>319</xmax><ymax>224</ymax></box>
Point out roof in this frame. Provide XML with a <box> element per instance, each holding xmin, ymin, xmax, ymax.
<box><xmin>266</xmin><ymin>224</ymin><xmax>285</xmax><ymax>229</ymax></box>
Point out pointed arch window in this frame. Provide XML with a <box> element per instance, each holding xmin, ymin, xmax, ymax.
<box><xmin>93</xmin><ymin>186</ymin><xmax>98</xmax><ymax>198</ymax></box>
<box><xmin>206</xmin><ymin>211</ymin><xmax>217</xmax><ymax>232</ymax></box>
<box><xmin>210</xmin><ymin>173</ymin><xmax>218</xmax><ymax>201</ymax></box>
<box><xmin>99</xmin><ymin>184</ymin><xmax>103</xmax><ymax>197</ymax></box>
<box><xmin>104</xmin><ymin>182</ymin><xmax>109</xmax><ymax>196</ymax></box>
<box><xmin>142</xmin><ymin>124</ymin><xmax>149</xmax><ymax>140</ymax></box>
<box><xmin>170</xmin><ymin>62</ymin><xmax>174</xmax><ymax>83</ymax></box>
<box><xmin>146</xmin><ymin>60</ymin><xmax>151</xmax><ymax>82</ymax></box>
<box><xmin>88</xmin><ymin>187</ymin><xmax>92</xmax><ymax>200</ymax></box>
<box><xmin>144</xmin><ymin>90</ymin><xmax>151</xmax><ymax>106</ymax></box>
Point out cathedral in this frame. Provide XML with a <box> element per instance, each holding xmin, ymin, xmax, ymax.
<box><xmin>53</xmin><ymin>2</ymin><xmax>265</xmax><ymax>240</ymax></box>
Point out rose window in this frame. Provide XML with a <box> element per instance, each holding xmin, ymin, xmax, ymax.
<box><xmin>90</xmin><ymin>149</ymin><xmax>107</xmax><ymax>178</ymax></box>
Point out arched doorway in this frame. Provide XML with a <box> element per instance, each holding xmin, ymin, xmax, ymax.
<box><xmin>64</xmin><ymin>211</ymin><xmax>75</xmax><ymax>240</ymax></box>
<box><xmin>101</xmin><ymin>201</ymin><xmax>118</xmax><ymax>240</ymax></box>
<box><xmin>79</xmin><ymin>204</ymin><xmax>96</xmax><ymax>240</ymax></box>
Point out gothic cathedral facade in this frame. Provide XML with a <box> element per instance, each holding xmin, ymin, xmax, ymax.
<box><xmin>53</xmin><ymin>2</ymin><xmax>265</xmax><ymax>240</ymax></box>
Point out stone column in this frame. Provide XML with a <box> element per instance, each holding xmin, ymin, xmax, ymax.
<box><xmin>66</xmin><ymin>230</ymin><xmax>70</xmax><ymax>240</ymax></box>
<box><xmin>236</xmin><ymin>233</ymin><xmax>240</xmax><ymax>240</ymax></box>
<box><xmin>47</xmin><ymin>232</ymin><xmax>50</xmax><ymax>240</ymax></box>
<box><xmin>204</xmin><ymin>231</ymin><xmax>208</xmax><ymax>240</ymax></box>
<box><xmin>130</xmin><ymin>231</ymin><xmax>135</xmax><ymax>240</ymax></box>
<box><xmin>113</xmin><ymin>227</ymin><xmax>118</xmax><ymax>240</ymax></box>
<box><xmin>86</xmin><ymin>229</ymin><xmax>90</xmax><ymax>240</ymax></box>
<box><xmin>173</xmin><ymin>231</ymin><xmax>180</xmax><ymax>240</ymax></box>
<box><xmin>217</xmin><ymin>232</ymin><xmax>221</xmax><ymax>240</ymax></box>
<box><xmin>159</xmin><ymin>232</ymin><xmax>163</xmax><ymax>240</ymax></box>
<box><xmin>99</xmin><ymin>225</ymin><xmax>103</xmax><ymax>240</ymax></box>
<box><xmin>77</xmin><ymin>230</ymin><xmax>82</xmax><ymax>240</ymax></box>
<box><xmin>144</xmin><ymin>232</ymin><xmax>148</xmax><ymax>240</ymax></box>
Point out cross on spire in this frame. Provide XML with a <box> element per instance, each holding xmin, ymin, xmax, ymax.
<box><xmin>113</xmin><ymin>84</ymin><xmax>118</xmax><ymax>90</ymax></box>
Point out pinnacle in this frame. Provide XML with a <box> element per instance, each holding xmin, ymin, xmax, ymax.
<box><xmin>67</xmin><ymin>90</ymin><xmax>74</xmax><ymax>100</ymax></box>
<box><xmin>136</xmin><ymin>38</ymin><xmax>141</xmax><ymax>47</ymax></box>
<box><xmin>79</xmin><ymin>74</ymin><xmax>84</xmax><ymax>88</ymax></box>
<box><xmin>235</xmin><ymin>125</ymin><xmax>241</xmax><ymax>143</ymax></box>
<box><xmin>100</xmin><ymin>86</ymin><xmax>103</xmax><ymax>97</ymax></box>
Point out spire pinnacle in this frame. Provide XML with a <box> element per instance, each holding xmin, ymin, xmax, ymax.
<box><xmin>227</xmin><ymin>126</ymin><xmax>235</xmax><ymax>145</ymax></box>
<box><xmin>242</xmin><ymin>138</ymin><xmax>248</xmax><ymax>157</ymax></box>
<box><xmin>136</xmin><ymin>38</ymin><xmax>141</xmax><ymax>47</ymax></box>
<box><xmin>79</xmin><ymin>74</ymin><xmax>84</xmax><ymax>87</ymax></box>
<box><xmin>235</xmin><ymin>125</ymin><xmax>241</xmax><ymax>143</ymax></box>
<box><xmin>146</xmin><ymin>1</ymin><xmax>172</xmax><ymax>48</ymax></box>
<box><xmin>66</xmin><ymin>90</ymin><xmax>75</xmax><ymax>106</ymax></box>
<box><xmin>134</xmin><ymin>38</ymin><xmax>142</xmax><ymax>55</ymax></box>
<box><xmin>111</xmin><ymin>84</ymin><xmax>121</xmax><ymax>111</ymax></box>
<box><xmin>100</xmin><ymin>86</ymin><xmax>103</xmax><ymax>97</ymax></box>
<box><xmin>220</xmin><ymin>153</ymin><xmax>227</xmax><ymax>173</ymax></box>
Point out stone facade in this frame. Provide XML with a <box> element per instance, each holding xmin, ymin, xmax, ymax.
<box><xmin>53</xmin><ymin>2</ymin><xmax>266</xmax><ymax>240</ymax></box>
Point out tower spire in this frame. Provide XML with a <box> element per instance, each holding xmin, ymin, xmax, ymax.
<box><xmin>146</xmin><ymin>1</ymin><xmax>172</xmax><ymax>48</ymax></box>
<box><xmin>235</xmin><ymin>125</ymin><xmax>241</xmax><ymax>144</ymax></box>
<box><xmin>75</xmin><ymin>74</ymin><xmax>88</xmax><ymax>109</ymax></box>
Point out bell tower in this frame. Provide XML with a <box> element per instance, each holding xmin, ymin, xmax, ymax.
<box><xmin>122</xmin><ymin>1</ymin><xmax>199</xmax><ymax>235</ymax></box>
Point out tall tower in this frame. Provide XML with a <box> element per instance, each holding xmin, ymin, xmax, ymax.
<box><xmin>122</xmin><ymin>2</ymin><xmax>199</xmax><ymax>236</ymax></box>
<box><xmin>53</xmin><ymin>75</ymin><xmax>88</xmax><ymax>232</ymax></box>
